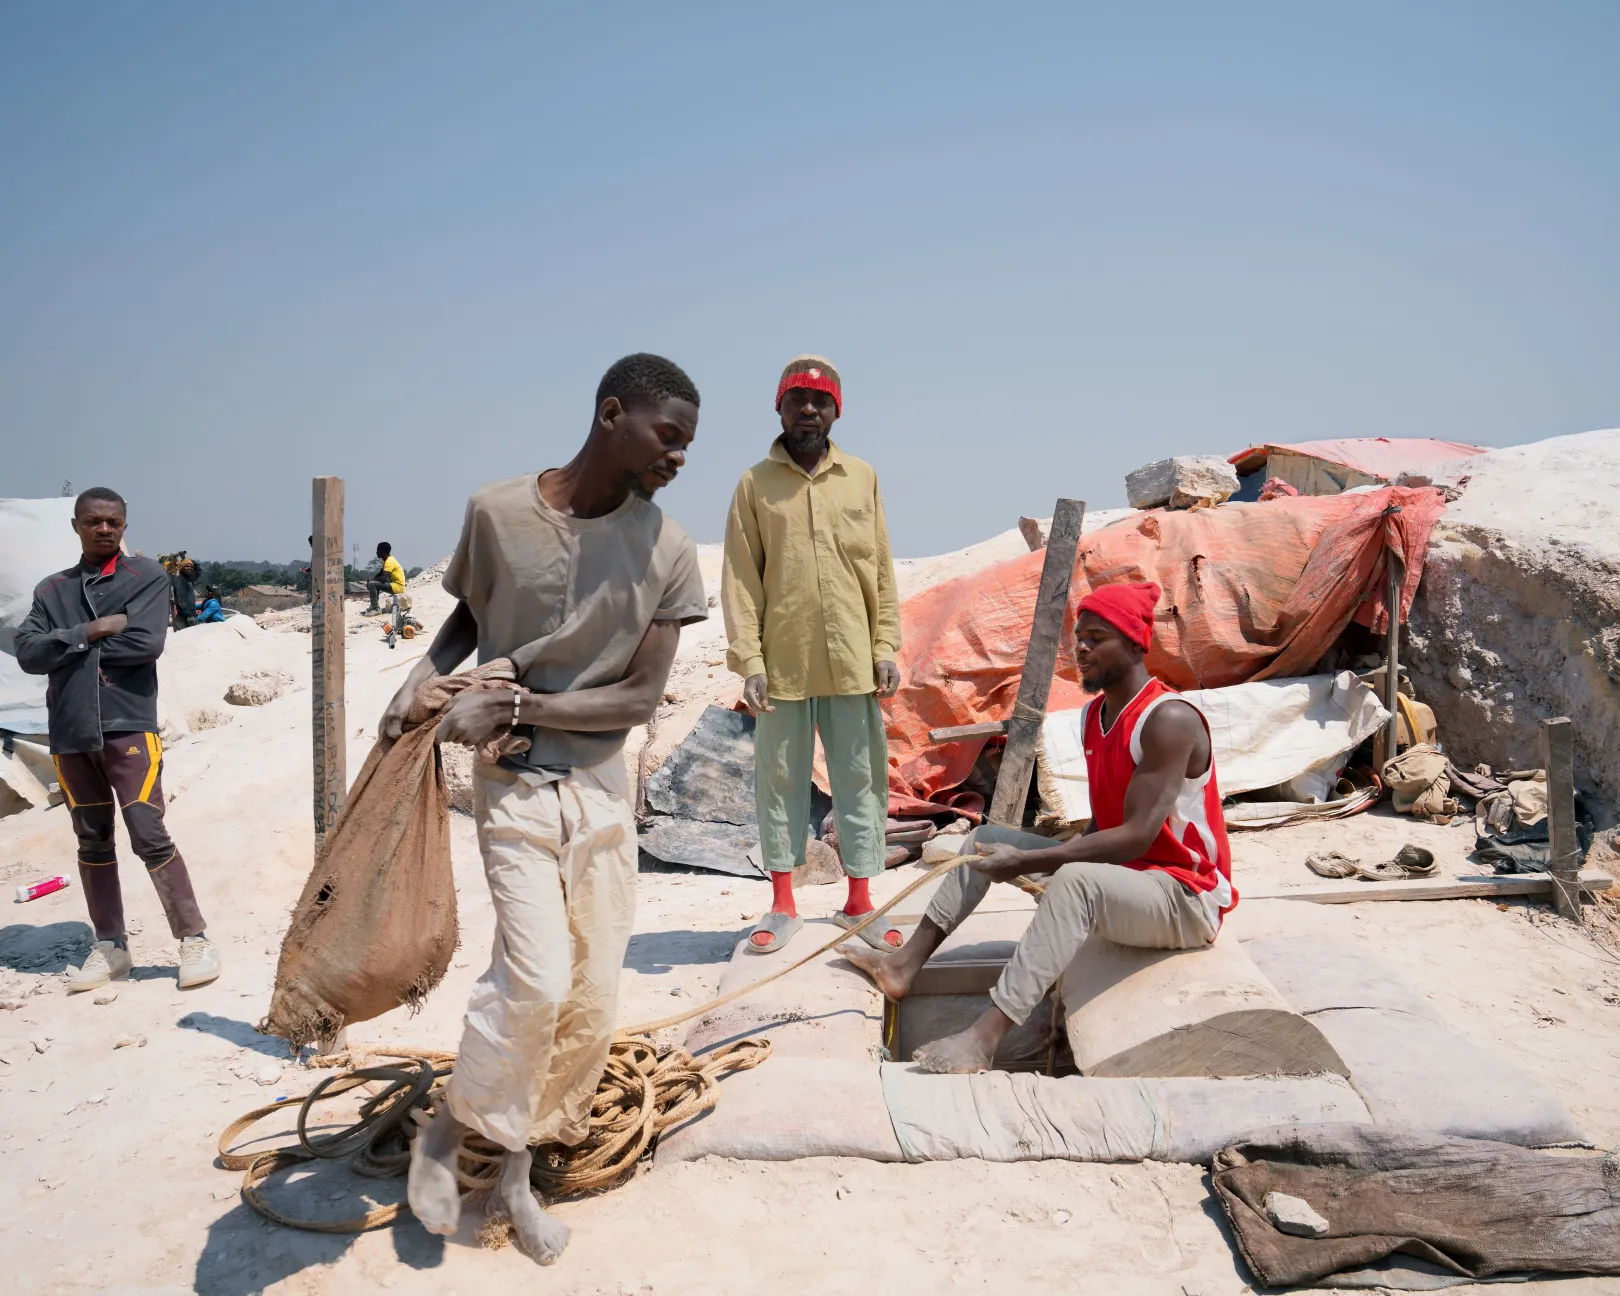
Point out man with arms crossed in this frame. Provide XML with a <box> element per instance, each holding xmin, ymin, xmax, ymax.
<box><xmin>844</xmin><ymin>580</ymin><xmax>1236</xmax><ymax>1072</ymax></box>
<box><xmin>380</xmin><ymin>355</ymin><xmax>706</xmax><ymax>1263</ymax></box>
<box><xmin>17</xmin><ymin>488</ymin><xmax>222</xmax><ymax>992</ymax></box>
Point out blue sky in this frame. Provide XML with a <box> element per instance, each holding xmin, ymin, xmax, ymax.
<box><xmin>3</xmin><ymin>2</ymin><xmax>1616</xmax><ymax>567</ymax></box>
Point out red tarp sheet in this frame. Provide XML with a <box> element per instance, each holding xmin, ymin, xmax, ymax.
<box><xmin>880</xmin><ymin>487</ymin><xmax>1446</xmax><ymax>819</ymax></box>
<box><xmin>1228</xmin><ymin>437</ymin><xmax>1485</xmax><ymax>480</ymax></box>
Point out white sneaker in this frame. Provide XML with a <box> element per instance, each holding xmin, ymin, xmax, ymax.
<box><xmin>68</xmin><ymin>941</ymin><xmax>133</xmax><ymax>994</ymax></box>
<box><xmin>178</xmin><ymin>935</ymin><xmax>222</xmax><ymax>989</ymax></box>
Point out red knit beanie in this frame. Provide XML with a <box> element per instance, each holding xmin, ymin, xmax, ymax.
<box><xmin>775</xmin><ymin>355</ymin><xmax>842</xmax><ymax>416</ymax></box>
<box><xmin>1078</xmin><ymin>581</ymin><xmax>1160</xmax><ymax>650</ymax></box>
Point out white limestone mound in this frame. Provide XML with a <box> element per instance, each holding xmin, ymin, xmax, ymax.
<box><xmin>1407</xmin><ymin>428</ymin><xmax>1620</xmax><ymax>812</ymax></box>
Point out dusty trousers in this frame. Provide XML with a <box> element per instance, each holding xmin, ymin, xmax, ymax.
<box><xmin>53</xmin><ymin>731</ymin><xmax>206</xmax><ymax>941</ymax></box>
<box><xmin>754</xmin><ymin>693</ymin><xmax>887</xmax><ymax>878</ymax></box>
<box><xmin>443</xmin><ymin>755</ymin><xmax>637</xmax><ymax>1152</ymax></box>
<box><xmin>926</xmin><ymin>826</ymin><xmax>1217</xmax><ymax>1025</ymax></box>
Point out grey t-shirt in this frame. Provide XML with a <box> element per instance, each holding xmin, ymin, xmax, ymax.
<box><xmin>443</xmin><ymin>472</ymin><xmax>708</xmax><ymax>771</ymax></box>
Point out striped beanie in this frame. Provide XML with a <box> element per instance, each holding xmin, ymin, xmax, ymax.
<box><xmin>775</xmin><ymin>355</ymin><xmax>842</xmax><ymax>415</ymax></box>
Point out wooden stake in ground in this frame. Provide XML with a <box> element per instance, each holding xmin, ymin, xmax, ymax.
<box><xmin>1543</xmin><ymin>716</ymin><xmax>1583</xmax><ymax>923</ymax></box>
<box><xmin>312</xmin><ymin>477</ymin><xmax>346</xmax><ymax>849</ymax></box>
<box><xmin>987</xmin><ymin>498</ymin><xmax>1085</xmax><ymax>828</ymax></box>
<box><xmin>1382</xmin><ymin>509</ymin><xmax>1404</xmax><ymax>764</ymax></box>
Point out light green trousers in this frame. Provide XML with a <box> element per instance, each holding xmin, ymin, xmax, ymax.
<box><xmin>755</xmin><ymin>694</ymin><xmax>888</xmax><ymax>879</ymax></box>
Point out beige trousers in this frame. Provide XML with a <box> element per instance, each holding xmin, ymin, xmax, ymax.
<box><xmin>925</xmin><ymin>827</ymin><xmax>1218</xmax><ymax>1026</ymax></box>
<box><xmin>442</xmin><ymin>756</ymin><xmax>637</xmax><ymax>1152</ymax></box>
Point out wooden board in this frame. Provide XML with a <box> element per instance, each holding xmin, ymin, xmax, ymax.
<box><xmin>987</xmin><ymin>498</ymin><xmax>1084</xmax><ymax>826</ymax></box>
<box><xmin>1060</xmin><ymin>926</ymin><xmax>1348</xmax><ymax>1079</ymax></box>
<box><xmin>1244</xmin><ymin>870</ymin><xmax>1612</xmax><ymax>905</ymax></box>
<box><xmin>928</xmin><ymin>720</ymin><xmax>1008</xmax><ymax>744</ymax></box>
<box><xmin>1543</xmin><ymin>717</ymin><xmax>1583</xmax><ymax>921</ymax></box>
<box><xmin>310</xmin><ymin>477</ymin><xmax>346</xmax><ymax>844</ymax></box>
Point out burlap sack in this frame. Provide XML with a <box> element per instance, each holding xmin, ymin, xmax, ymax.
<box><xmin>262</xmin><ymin>659</ymin><xmax>526</xmax><ymax>1047</ymax></box>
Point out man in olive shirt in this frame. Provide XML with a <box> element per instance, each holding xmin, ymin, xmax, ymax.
<box><xmin>381</xmin><ymin>354</ymin><xmax>705</xmax><ymax>1266</ymax></box>
<box><xmin>723</xmin><ymin>355</ymin><xmax>902</xmax><ymax>954</ymax></box>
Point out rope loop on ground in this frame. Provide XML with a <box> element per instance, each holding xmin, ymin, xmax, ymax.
<box><xmin>219</xmin><ymin>1036</ymin><xmax>770</xmax><ymax>1233</ymax></box>
<box><xmin>222</xmin><ymin>852</ymin><xmax>987</xmax><ymax>1234</ymax></box>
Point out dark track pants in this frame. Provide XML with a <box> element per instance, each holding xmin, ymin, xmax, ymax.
<box><xmin>53</xmin><ymin>732</ymin><xmax>206</xmax><ymax>941</ymax></box>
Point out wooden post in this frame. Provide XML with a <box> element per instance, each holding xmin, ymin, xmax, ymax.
<box><xmin>1383</xmin><ymin>544</ymin><xmax>1403</xmax><ymax>765</ymax></box>
<box><xmin>1542</xmin><ymin>716</ymin><xmax>1583</xmax><ymax>922</ymax></box>
<box><xmin>311</xmin><ymin>477</ymin><xmax>346</xmax><ymax>849</ymax></box>
<box><xmin>987</xmin><ymin>498</ymin><xmax>1085</xmax><ymax>827</ymax></box>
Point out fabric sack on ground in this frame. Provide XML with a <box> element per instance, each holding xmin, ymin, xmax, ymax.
<box><xmin>262</xmin><ymin>659</ymin><xmax>525</xmax><ymax>1046</ymax></box>
<box><xmin>1211</xmin><ymin>1124</ymin><xmax>1620</xmax><ymax>1288</ymax></box>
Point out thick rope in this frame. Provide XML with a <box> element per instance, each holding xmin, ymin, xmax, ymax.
<box><xmin>220</xmin><ymin>850</ymin><xmax>1021</xmax><ymax>1234</ymax></box>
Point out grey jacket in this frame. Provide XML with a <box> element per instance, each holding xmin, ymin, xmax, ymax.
<box><xmin>15</xmin><ymin>554</ymin><xmax>172</xmax><ymax>754</ymax></box>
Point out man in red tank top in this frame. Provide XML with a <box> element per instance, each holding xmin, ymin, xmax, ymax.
<box><xmin>844</xmin><ymin>580</ymin><xmax>1235</xmax><ymax>1073</ymax></box>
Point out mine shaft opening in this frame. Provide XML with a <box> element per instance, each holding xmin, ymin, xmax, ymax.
<box><xmin>884</xmin><ymin>957</ymin><xmax>1078</xmax><ymax>1075</ymax></box>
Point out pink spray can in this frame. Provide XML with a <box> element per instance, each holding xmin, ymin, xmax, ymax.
<box><xmin>14</xmin><ymin>875</ymin><xmax>70</xmax><ymax>903</ymax></box>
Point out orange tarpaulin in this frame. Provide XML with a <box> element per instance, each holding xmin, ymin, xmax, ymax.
<box><xmin>879</xmin><ymin>487</ymin><xmax>1446</xmax><ymax>819</ymax></box>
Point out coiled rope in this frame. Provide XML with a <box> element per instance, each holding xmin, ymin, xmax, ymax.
<box><xmin>220</xmin><ymin>851</ymin><xmax>1014</xmax><ymax>1233</ymax></box>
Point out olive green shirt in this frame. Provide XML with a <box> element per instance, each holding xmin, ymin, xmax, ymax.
<box><xmin>722</xmin><ymin>440</ymin><xmax>900</xmax><ymax>700</ymax></box>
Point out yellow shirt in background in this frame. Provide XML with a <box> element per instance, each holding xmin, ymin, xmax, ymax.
<box><xmin>380</xmin><ymin>555</ymin><xmax>406</xmax><ymax>593</ymax></box>
<box><xmin>722</xmin><ymin>439</ymin><xmax>900</xmax><ymax>701</ymax></box>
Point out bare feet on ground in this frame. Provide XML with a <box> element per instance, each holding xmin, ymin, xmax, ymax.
<box><xmin>500</xmin><ymin>1149</ymin><xmax>571</xmax><ymax>1266</ymax></box>
<box><xmin>408</xmin><ymin>1107</ymin><xmax>468</xmax><ymax>1236</ymax></box>
<box><xmin>840</xmin><ymin>943</ymin><xmax>922</xmax><ymax>1001</ymax></box>
<box><xmin>912</xmin><ymin>1022</ymin><xmax>999</xmax><ymax>1074</ymax></box>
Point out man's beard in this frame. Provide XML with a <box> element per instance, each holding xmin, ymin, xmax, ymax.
<box><xmin>1079</xmin><ymin>660</ymin><xmax>1128</xmax><ymax>693</ymax></box>
<box><xmin>783</xmin><ymin>428</ymin><xmax>829</xmax><ymax>459</ymax></box>
<box><xmin>623</xmin><ymin>470</ymin><xmax>655</xmax><ymax>500</ymax></box>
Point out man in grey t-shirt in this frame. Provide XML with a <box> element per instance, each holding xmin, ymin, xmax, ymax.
<box><xmin>380</xmin><ymin>354</ymin><xmax>706</xmax><ymax>1266</ymax></box>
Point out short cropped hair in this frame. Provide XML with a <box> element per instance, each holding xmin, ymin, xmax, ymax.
<box><xmin>595</xmin><ymin>353</ymin><xmax>699</xmax><ymax>413</ymax></box>
<box><xmin>74</xmin><ymin>486</ymin><xmax>126</xmax><ymax>517</ymax></box>
<box><xmin>377</xmin><ymin>541</ymin><xmax>392</xmax><ymax>558</ymax></box>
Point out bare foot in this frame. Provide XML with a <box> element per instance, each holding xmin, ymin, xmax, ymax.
<box><xmin>912</xmin><ymin>1007</ymin><xmax>1012</xmax><ymax>1074</ymax></box>
<box><xmin>841</xmin><ymin>943</ymin><xmax>920</xmax><ymax>1001</ymax></box>
<box><xmin>408</xmin><ymin>1107</ymin><xmax>467</xmax><ymax>1236</ymax></box>
<box><xmin>500</xmin><ymin>1149</ymin><xmax>571</xmax><ymax>1266</ymax></box>
<box><xmin>912</xmin><ymin>1027</ymin><xmax>997</xmax><ymax>1074</ymax></box>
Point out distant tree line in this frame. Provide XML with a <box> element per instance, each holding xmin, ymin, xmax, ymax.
<box><xmin>190</xmin><ymin>559</ymin><xmax>424</xmax><ymax>596</ymax></box>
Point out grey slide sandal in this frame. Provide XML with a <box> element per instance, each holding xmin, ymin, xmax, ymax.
<box><xmin>745</xmin><ymin>910</ymin><xmax>804</xmax><ymax>955</ymax></box>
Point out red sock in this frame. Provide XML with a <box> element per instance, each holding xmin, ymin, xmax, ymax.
<box><xmin>751</xmin><ymin>872</ymin><xmax>798</xmax><ymax>948</ymax></box>
<box><xmin>845</xmin><ymin>877</ymin><xmax>900</xmax><ymax>946</ymax></box>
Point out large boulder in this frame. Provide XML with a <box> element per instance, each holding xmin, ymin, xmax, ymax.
<box><xmin>1406</xmin><ymin>429</ymin><xmax>1620</xmax><ymax>815</ymax></box>
<box><xmin>1126</xmin><ymin>455</ymin><xmax>1240</xmax><ymax>510</ymax></box>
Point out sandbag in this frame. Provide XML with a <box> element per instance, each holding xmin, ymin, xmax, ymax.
<box><xmin>1242</xmin><ymin>936</ymin><xmax>1443</xmax><ymax>1023</ymax></box>
<box><xmin>1059</xmin><ymin>927</ymin><xmax>1348</xmax><ymax>1079</ymax></box>
<box><xmin>1242</xmin><ymin>936</ymin><xmax>1587</xmax><ymax>1147</ymax></box>
<box><xmin>682</xmin><ymin>920</ymin><xmax>884</xmax><ymax>1062</ymax></box>
<box><xmin>262</xmin><ymin>660</ymin><xmax>523</xmax><ymax>1047</ymax></box>
<box><xmin>1307</xmin><ymin>1007</ymin><xmax>1586</xmax><ymax>1148</ymax></box>
<box><xmin>656</xmin><ymin>1057</ymin><xmax>904</xmax><ymax>1164</ymax></box>
<box><xmin>880</xmin><ymin>1066</ymin><xmax>1369</xmax><ymax>1164</ymax></box>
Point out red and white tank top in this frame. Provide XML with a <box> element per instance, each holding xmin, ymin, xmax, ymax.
<box><xmin>1080</xmin><ymin>677</ymin><xmax>1237</xmax><ymax>918</ymax></box>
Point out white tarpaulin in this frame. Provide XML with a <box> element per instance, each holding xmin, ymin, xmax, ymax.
<box><xmin>1036</xmin><ymin>672</ymin><xmax>1390</xmax><ymax>826</ymax></box>
<box><xmin>0</xmin><ymin>497</ymin><xmax>80</xmax><ymax>734</ymax></box>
